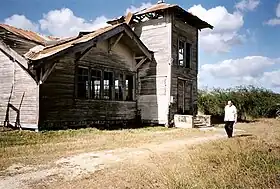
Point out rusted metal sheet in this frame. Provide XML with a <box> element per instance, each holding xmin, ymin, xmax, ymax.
<box><xmin>25</xmin><ymin>23</ymin><xmax>152</xmax><ymax>62</ymax></box>
<box><xmin>0</xmin><ymin>24</ymin><xmax>55</xmax><ymax>45</ymax></box>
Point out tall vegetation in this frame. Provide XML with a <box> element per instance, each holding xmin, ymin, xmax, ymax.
<box><xmin>198</xmin><ymin>85</ymin><xmax>280</xmax><ymax>120</ymax></box>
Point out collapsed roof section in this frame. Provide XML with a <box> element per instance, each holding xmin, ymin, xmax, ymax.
<box><xmin>25</xmin><ymin>23</ymin><xmax>153</xmax><ymax>63</ymax></box>
<box><xmin>107</xmin><ymin>2</ymin><xmax>213</xmax><ymax>30</ymax></box>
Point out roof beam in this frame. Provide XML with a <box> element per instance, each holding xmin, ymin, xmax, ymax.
<box><xmin>40</xmin><ymin>62</ymin><xmax>56</xmax><ymax>84</ymax></box>
<box><xmin>135</xmin><ymin>57</ymin><xmax>147</xmax><ymax>70</ymax></box>
<box><xmin>109</xmin><ymin>33</ymin><xmax>123</xmax><ymax>52</ymax></box>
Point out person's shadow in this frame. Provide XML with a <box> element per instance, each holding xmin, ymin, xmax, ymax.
<box><xmin>233</xmin><ymin>134</ymin><xmax>253</xmax><ymax>138</ymax></box>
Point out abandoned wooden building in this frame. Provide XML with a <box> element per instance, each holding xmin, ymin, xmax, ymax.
<box><xmin>0</xmin><ymin>2</ymin><xmax>213</xmax><ymax>131</ymax></box>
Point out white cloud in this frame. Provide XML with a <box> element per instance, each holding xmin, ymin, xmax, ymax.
<box><xmin>265</xmin><ymin>2</ymin><xmax>280</xmax><ymax>26</ymax></box>
<box><xmin>125</xmin><ymin>2</ymin><xmax>152</xmax><ymax>14</ymax></box>
<box><xmin>235</xmin><ymin>0</ymin><xmax>260</xmax><ymax>11</ymax></box>
<box><xmin>39</xmin><ymin>8</ymin><xmax>110</xmax><ymax>37</ymax></box>
<box><xmin>199</xmin><ymin>56</ymin><xmax>280</xmax><ymax>92</ymax></box>
<box><xmin>4</xmin><ymin>14</ymin><xmax>38</xmax><ymax>31</ymax></box>
<box><xmin>188</xmin><ymin>5</ymin><xmax>244</xmax><ymax>53</ymax></box>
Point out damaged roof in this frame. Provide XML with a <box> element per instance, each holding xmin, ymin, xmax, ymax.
<box><xmin>107</xmin><ymin>2</ymin><xmax>213</xmax><ymax>30</ymax></box>
<box><xmin>0</xmin><ymin>24</ymin><xmax>57</xmax><ymax>45</ymax></box>
<box><xmin>25</xmin><ymin>23</ymin><xmax>152</xmax><ymax>61</ymax></box>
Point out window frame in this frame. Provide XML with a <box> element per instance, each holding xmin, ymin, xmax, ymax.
<box><xmin>75</xmin><ymin>66</ymin><xmax>135</xmax><ymax>102</ymax></box>
<box><xmin>177</xmin><ymin>37</ymin><xmax>192</xmax><ymax>69</ymax></box>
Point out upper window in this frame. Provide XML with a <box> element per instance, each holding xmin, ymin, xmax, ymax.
<box><xmin>178</xmin><ymin>39</ymin><xmax>192</xmax><ymax>69</ymax></box>
<box><xmin>178</xmin><ymin>40</ymin><xmax>185</xmax><ymax>67</ymax></box>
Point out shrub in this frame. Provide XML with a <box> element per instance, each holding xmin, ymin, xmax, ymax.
<box><xmin>198</xmin><ymin>85</ymin><xmax>280</xmax><ymax>120</ymax></box>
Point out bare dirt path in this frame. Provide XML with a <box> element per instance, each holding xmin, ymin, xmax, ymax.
<box><xmin>0</xmin><ymin>128</ymin><xmax>244</xmax><ymax>189</ymax></box>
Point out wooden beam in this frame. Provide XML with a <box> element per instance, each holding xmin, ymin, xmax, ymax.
<box><xmin>0</xmin><ymin>40</ymin><xmax>28</xmax><ymax>68</ymax></box>
<box><xmin>124</xmin><ymin>12</ymin><xmax>133</xmax><ymax>24</ymax></box>
<box><xmin>124</xmin><ymin>26</ymin><xmax>152</xmax><ymax>60</ymax></box>
<box><xmin>0</xmin><ymin>40</ymin><xmax>37</xmax><ymax>82</ymax></box>
<box><xmin>40</xmin><ymin>62</ymin><xmax>57</xmax><ymax>84</ymax></box>
<box><xmin>109</xmin><ymin>33</ymin><xmax>123</xmax><ymax>51</ymax></box>
<box><xmin>135</xmin><ymin>56</ymin><xmax>145</xmax><ymax>60</ymax></box>
<box><xmin>135</xmin><ymin>57</ymin><xmax>147</xmax><ymax>70</ymax></box>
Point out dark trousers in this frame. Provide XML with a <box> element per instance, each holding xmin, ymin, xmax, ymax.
<box><xmin>224</xmin><ymin>121</ymin><xmax>235</xmax><ymax>138</ymax></box>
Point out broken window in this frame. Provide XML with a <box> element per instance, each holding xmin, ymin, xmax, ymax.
<box><xmin>178</xmin><ymin>40</ymin><xmax>185</xmax><ymax>67</ymax></box>
<box><xmin>103</xmin><ymin>71</ymin><xmax>113</xmax><ymax>100</ymax></box>
<box><xmin>178</xmin><ymin>39</ymin><xmax>192</xmax><ymax>68</ymax></box>
<box><xmin>91</xmin><ymin>69</ymin><xmax>101</xmax><ymax>99</ymax></box>
<box><xmin>115</xmin><ymin>74</ymin><xmax>123</xmax><ymax>101</ymax></box>
<box><xmin>125</xmin><ymin>75</ymin><xmax>133</xmax><ymax>101</ymax></box>
<box><xmin>77</xmin><ymin>67</ymin><xmax>89</xmax><ymax>98</ymax></box>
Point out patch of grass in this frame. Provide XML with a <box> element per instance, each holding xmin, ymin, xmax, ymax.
<box><xmin>0</xmin><ymin>126</ymin><xmax>212</xmax><ymax>172</ymax></box>
<box><xmin>138</xmin><ymin>119</ymin><xmax>280</xmax><ymax>189</ymax></box>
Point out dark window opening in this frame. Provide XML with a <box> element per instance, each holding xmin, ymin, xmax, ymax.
<box><xmin>103</xmin><ymin>71</ymin><xmax>113</xmax><ymax>100</ymax></box>
<box><xmin>125</xmin><ymin>75</ymin><xmax>133</xmax><ymax>101</ymax></box>
<box><xmin>77</xmin><ymin>67</ymin><xmax>89</xmax><ymax>98</ymax></box>
<box><xmin>91</xmin><ymin>69</ymin><xmax>101</xmax><ymax>99</ymax></box>
<box><xmin>186</xmin><ymin>43</ymin><xmax>191</xmax><ymax>68</ymax></box>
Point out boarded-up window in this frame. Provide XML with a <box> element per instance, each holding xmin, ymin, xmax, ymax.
<box><xmin>103</xmin><ymin>71</ymin><xmax>113</xmax><ymax>100</ymax></box>
<box><xmin>91</xmin><ymin>69</ymin><xmax>101</xmax><ymax>99</ymax></box>
<box><xmin>115</xmin><ymin>74</ymin><xmax>123</xmax><ymax>101</ymax></box>
<box><xmin>125</xmin><ymin>75</ymin><xmax>133</xmax><ymax>101</ymax></box>
<box><xmin>77</xmin><ymin>67</ymin><xmax>89</xmax><ymax>98</ymax></box>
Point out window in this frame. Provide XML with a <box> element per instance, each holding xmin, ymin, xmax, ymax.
<box><xmin>91</xmin><ymin>69</ymin><xmax>101</xmax><ymax>99</ymax></box>
<box><xmin>103</xmin><ymin>71</ymin><xmax>113</xmax><ymax>100</ymax></box>
<box><xmin>76</xmin><ymin>67</ymin><xmax>134</xmax><ymax>101</ymax></box>
<box><xmin>115</xmin><ymin>74</ymin><xmax>123</xmax><ymax>101</ymax></box>
<box><xmin>178</xmin><ymin>40</ymin><xmax>185</xmax><ymax>67</ymax></box>
<box><xmin>77</xmin><ymin>67</ymin><xmax>89</xmax><ymax>98</ymax></box>
<box><xmin>125</xmin><ymin>75</ymin><xmax>133</xmax><ymax>101</ymax></box>
<box><xmin>178</xmin><ymin>39</ymin><xmax>192</xmax><ymax>68</ymax></box>
<box><xmin>185</xmin><ymin>43</ymin><xmax>191</xmax><ymax>68</ymax></box>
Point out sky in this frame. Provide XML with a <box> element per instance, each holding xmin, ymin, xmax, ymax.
<box><xmin>1</xmin><ymin>0</ymin><xmax>280</xmax><ymax>93</ymax></box>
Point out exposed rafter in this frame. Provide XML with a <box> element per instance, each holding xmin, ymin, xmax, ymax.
<box><xmin>40</xmin><ymin>62</ymin><xmax>57</xmax><ymax>84</ymax></box>
<box><xmin>109</xmin><ymin>33</ymin><xmax>123</xmax><ymax>52</ymax></box>
<box><xmin>135</xmin><ymin>57</ymin><xmax>148</xmax><ymax>70</ymax></box>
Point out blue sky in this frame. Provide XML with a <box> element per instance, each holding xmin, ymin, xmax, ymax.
<box><xmin>1</xmin><ymin>0</ymin><xmax>280</xmax><ymax>92</ymax></box>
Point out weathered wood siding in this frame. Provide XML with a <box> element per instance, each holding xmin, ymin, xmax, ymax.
<box><xmin>0</xmin><ymin>51</ymin><xmax>39</xmax><ymax>129</ymax></box>
<box><xmin>39</xmin><ymin>39</ymin><xmax>138</xmax><ymax>129</ymax></box>
<box><xmin>0</xmin><ymin>28</ymin><xmax>39</xmax><ymax>55</ymax></box>
<box><xmin>170</xmin><ymin>18</ymin><xmax>198</xmax><ymax>118</ymax></box>
<box><xmin>134</xmin><ymin>15</ymin><xmax>172</xmax><ymax>124</ymax></box>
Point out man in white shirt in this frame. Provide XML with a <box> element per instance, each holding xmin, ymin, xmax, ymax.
<box><xmin>224</xmin><ymin>101</ymin><xmax>237</xmax><ymax>138</ymax></box>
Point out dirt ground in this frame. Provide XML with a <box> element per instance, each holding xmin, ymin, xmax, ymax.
<box><xmin>0</xmin><ymin>124</ymin><xmax>251</xmax><ymax>189</ymax></box>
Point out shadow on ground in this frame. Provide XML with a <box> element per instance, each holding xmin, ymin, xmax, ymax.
<box><xmin>233</xmin><ymin>134</ymin><xmax>254</xmax><ymax>138</ymax></box>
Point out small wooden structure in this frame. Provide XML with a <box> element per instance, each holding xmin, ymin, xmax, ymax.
<box><xmin>0</xmin><ymin>2</ymin><xmax>212</xmax><ymax>131</ymax></box>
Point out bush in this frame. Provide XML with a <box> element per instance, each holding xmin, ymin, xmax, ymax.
<box><xmin>198</xmin><ymin>85</ymin><xmax>280</xmax><ymax>121</ymax></box>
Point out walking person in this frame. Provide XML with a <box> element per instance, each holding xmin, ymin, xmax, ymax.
<box><xmin>224</xmin><ymin>101</ymin><xmax>237</xmax><ymax>138</ymax></box>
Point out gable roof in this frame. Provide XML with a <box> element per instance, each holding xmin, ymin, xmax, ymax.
<box><xmin>25</xmin><ymin>23</ymin><xmax>152</xmax><ymax>61</ymax></box>
<box><xmin>0</xmin><ymin>24</ymin><xmax>56</xmax><ymax>46</ymax></box>
<box><xmin>107</xmin><ymin>2</ymin><xmax>213</xmax><ymax>30</ymax></box>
